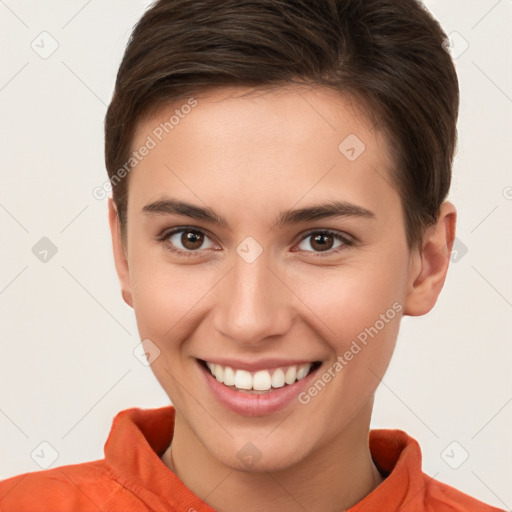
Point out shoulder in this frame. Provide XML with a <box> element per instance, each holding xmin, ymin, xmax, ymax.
<box><xmin>424</xmin><ymin>474</ymin><xmax>505</xmax><ymax>511</ymax></box>
<box><xmin>0</xmin><ymin>460</ymin><xmax>142</xmax><ymax>512</ymax></box>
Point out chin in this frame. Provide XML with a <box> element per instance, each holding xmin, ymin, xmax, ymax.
<box><xmin>211</xmin><ymin>435</ymin><xmax>309</xmax><ymax>474</ymax></box>
<box><xmin>231</xmin><ymin>453</ymin><xmax>301</xmax><ymax>474</ymax></box>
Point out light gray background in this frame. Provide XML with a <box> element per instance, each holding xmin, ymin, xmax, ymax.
<box><xmin>0</xmin><ymin>0</ymin><xmax>511</xmax><ymax>508</ymax></box>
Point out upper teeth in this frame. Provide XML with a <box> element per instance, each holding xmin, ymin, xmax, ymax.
<box><xmin>205</xmin><ymin>362</ymin><xmax>313</xmax><ymax>391</ymax></box>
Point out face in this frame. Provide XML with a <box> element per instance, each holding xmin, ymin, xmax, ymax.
<box><xmin>111</xmin><ymin>85</ymin><xmax>424</xmax><ymax>472</ymax></box>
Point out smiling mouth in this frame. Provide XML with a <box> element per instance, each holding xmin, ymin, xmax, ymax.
<box><xmin>197</xmin><ymin>359</ymin><xmax>322</xmax><ymax>394</ymax></box>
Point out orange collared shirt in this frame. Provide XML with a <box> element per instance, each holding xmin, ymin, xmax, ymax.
<box><xmin>0</xmin><ymin>406</ymin><xmax>504</xmax><ymax>511</ymax></box>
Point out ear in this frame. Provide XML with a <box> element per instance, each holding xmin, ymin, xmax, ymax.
<box><xmin>403</xmin><ymin>201</ymin><xmax>457</xmax><ymax>316</ymax></box>
<box><xmin>108</xmin><ymin>197</ymin><xmax>134</xmax><ymax>309</ymax></box>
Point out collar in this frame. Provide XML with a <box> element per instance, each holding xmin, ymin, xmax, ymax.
<box><xmin>104</xmin><ymin>406</ymin><xmax>426</xmax><ymax>511</ymax></box>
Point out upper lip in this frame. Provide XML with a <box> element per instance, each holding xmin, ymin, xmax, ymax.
<box><xmin>198</xmin><ymin>357</ymin><xmax>320</xmax><ymax>372</ymax></box>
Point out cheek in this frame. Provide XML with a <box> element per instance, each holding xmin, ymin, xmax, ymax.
<box><xmin>130</xmin><ymin>268</ymin><xmax>169</xmax><ymax>337</ymax></box>
<box><xmin>128</xmin><ymin>248</ymin><xmax>213</xmax><ymax>343</ymax></box>
<box><xmin>291</xmin><ymin>256</ymin><xmax>406</xmax><ymax>344</ymax></box>
<box><xmin>290</xmin><ymin>256</ymin><xmax>407</xmax><ymax>406</ymax></box>
<box><xmin>293</xmin><ymin>265</ymin><xmax>404</xmax><ymax>427</ymax></box>
<box><xmin>127</xmin><ymin>259</ymin><xmax>215</xmax><ymax>399</ymax></box>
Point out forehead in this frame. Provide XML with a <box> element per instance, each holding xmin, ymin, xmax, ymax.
<box><xmin>127</xmin><ymin>85</ymin><xmax>397</xmax><ymax>220</ymax></box>
<box><xmin>134</xmin><ymin>84</ymin><xmax>383</xmax><ymax>153</ymax></box>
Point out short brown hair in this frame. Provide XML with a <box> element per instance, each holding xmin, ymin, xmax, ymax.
<box><xmin>104</xmin><ymin>0</ymin><xmax>459</xmax><ymax>250</ymax></box>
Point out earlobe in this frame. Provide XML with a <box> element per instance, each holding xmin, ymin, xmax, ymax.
<box><xmin>403</xmin><ymin>201</ymin><xmax>457</xmax><ymax>316</ymax></box>
<box><xmin>108</xmin><ymin>197</ymin><xmax>134</xmax><ymax>309</ymax></box>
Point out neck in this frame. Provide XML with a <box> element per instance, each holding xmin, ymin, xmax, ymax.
<box><xmin>162</xmin><ymin>399</ymin><xmax>384</xmax><ymax>512</ymax></box>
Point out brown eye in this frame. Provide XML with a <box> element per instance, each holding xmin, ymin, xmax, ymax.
<box><xmin>296</xmin><ymin>230</ymin><xmax>352</xmax><ymax>257</ymax></box>
<box><xmin>309</xmin><ymin>233</ymin><xmax>334</xmax><ymax>252</ymax></box>
<box><xmin>181</xmin><ymin>230</ymin><xmax>204</xmax><ymax>250</ymax></box>
<box><xmin>159</xmin><ymin>227</ymin><xmax>217</xmax><ymax>257</ymax></box>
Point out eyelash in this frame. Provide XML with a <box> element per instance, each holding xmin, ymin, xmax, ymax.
<box><xmin>156</xmin><ymin>226</ymin><xmax>354</xmax><ymax>259</ymax></box>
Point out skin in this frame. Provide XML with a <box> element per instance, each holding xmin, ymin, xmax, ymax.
<box><xmin>108</xmin><ymin>85</ymin><xmax>456</xmax><ymax>512</ymax></box>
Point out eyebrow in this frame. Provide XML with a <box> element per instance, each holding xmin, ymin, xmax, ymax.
<box><xmin>141</xmin><ymin>197</ymin><xmax>376</xmax><ymax>229</ymax></box>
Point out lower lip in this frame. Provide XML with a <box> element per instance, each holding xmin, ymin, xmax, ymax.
<box><xmin>198</xmin><ymin>360</ymin><xmax>321</xmax><ymax>417</ymax></box>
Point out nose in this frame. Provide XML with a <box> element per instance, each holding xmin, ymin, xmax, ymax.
<box><xmin>212</xmin><ymin>248</ymin><xmax>293</xmax><ymax>347</ymax></box>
